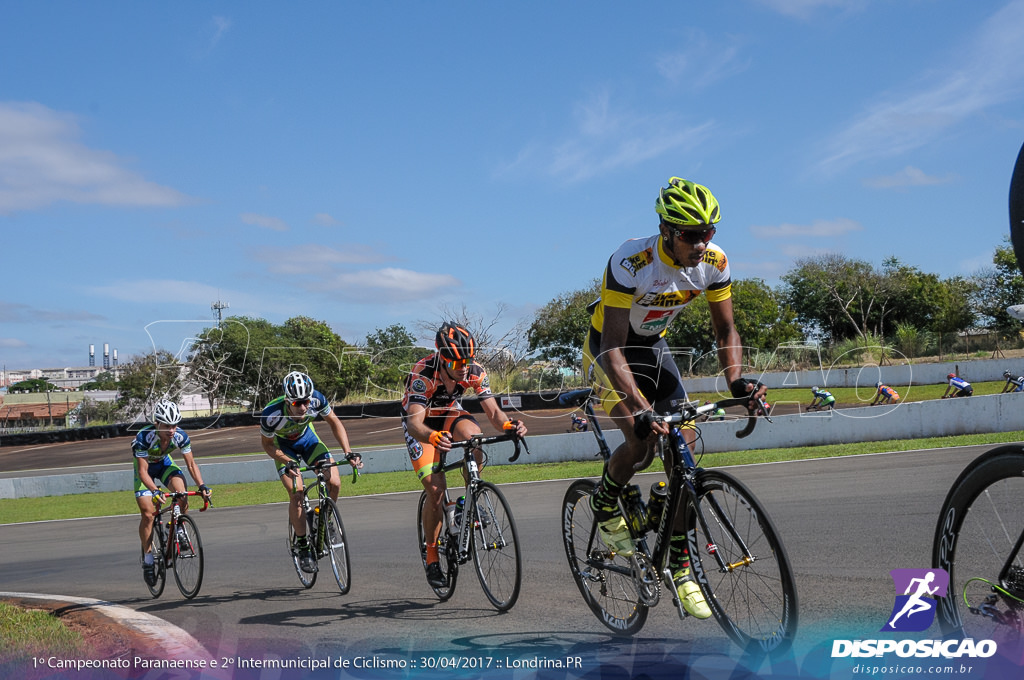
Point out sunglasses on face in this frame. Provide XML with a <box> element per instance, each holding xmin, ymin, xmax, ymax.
<box><xmin>446</xmin><ymin>358</ymin><xmax>472</xmax><ymax>370</ymax></box>
<box><xmin>289</xmin><ymin>398</ymin><xmax>311</xmax><ymax>407</ymax></box>
<box><xmin>670</xmin><ymin>226</ymin><xmax>716</xmax><ymax>245</ymax></box>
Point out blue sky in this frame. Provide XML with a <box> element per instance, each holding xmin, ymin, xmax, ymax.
<box><xmin>3</xmin><ymin>0</ymin><xmax>1024</xmax><ymax>370</ymax></box>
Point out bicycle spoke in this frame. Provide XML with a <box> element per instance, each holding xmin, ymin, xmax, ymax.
<box><xmin>934</xmin><ymin>448</ymin><xmax>1024</xmax><ymax>648</ymax></box>
<box><xmin>471</xmin><ymin>482</ymin><xmax>522</xmax><ymax>611</ymax></box>
<box><xmin>323</xmin><ymin>499</ymin><xmax>352</xmax><ymax>595</ymax></box>
<box><xmin>689</xmin><ymin>470</ymin><xmax>797</xmax><ymax>655</ymax></box>
<box><xmin>172</xmin><ymin>515</ymin><xmax>204</xmax><ymax>599</ymax></box>
<box><xmin>561</xmin><ymin>480</ymin><xmax>648</xmax><ymax>635</ymax></box>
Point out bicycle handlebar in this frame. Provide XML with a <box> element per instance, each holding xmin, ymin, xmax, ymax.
<box><xmin>152</xmin><ymin>490</ymin><xmax>212</xmax><ymax>512</ymax></box>
<box><xmin>446</xmin><ymin>430</ymin><xmax>531</xmax><ymax>462</ymax></box>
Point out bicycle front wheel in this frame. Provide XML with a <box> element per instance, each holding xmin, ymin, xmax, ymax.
<box><xmin>561</xmin><ymin>479</ymin><xmax>648</xmax><ymax>635</ymax></box>
<box><xmin>686</xmin><ymin>469</ymin><xmax>798</xmax><ymax>655</ymax></box>
<box><xmin>321</xmin><ymin>499</ymin><xmax>352</xmax><ymax>595</ymax></box>
<box><xmin>416</xmin><ymin>491</ymin><xmax>458</xmax><ymax>601</ymax></box>
<box><xmin>470</xmin><ymin>481</ymin><xmax>522</xmax><ymax>611</ymax></box>
<box><xmin>172</xmin><ymin>515</ymin><xmax>205</xmax><ymax>599</ymax></box>
<box><xmin>146</xmin><ymin>522</ymin><xmax>167</xmax><ymax>598</ymax></box>
<box><xmin>933</xmin><ymin>445</ymin><xmax>1024</xmax><ymax>649</ymax></box>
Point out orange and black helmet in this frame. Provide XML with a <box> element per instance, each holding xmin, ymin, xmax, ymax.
<box><xmin>435</xmin><ymin>322</ymin><xmax>476</xmax><ymax>362</ymax></box>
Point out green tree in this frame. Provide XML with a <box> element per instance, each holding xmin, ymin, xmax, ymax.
<box><xmin>363</xmin><ymin>324</ymin><xmax>427</xmax><ymax>396</ymax></box>
<box><xmin>526</xmin><ymin>280</ymin><xmax>600</xmax><ymax>366</ymax></box>
<box><xmin>80</xmin><ymin>371</ymin><xmax>118</xmax><ymax>391</ymax></box>
<box><xmin>931</xmin><ymin>276</ymin><xmax>977</xmax><ymax>356</ymax></box>
<box><xmin>115</xmin><ymin>350</ymin><xmax>184</xmax><ymax>418</ymax></box>
<box><xmin>8</xmin><ymin>378</ymin><xmax>58</xmax><ymax>392</ymax></box>
<box><xmin>972</xmin><ymin>238</ymin><xmax>1024</xmax><ymax>334</ymax></box>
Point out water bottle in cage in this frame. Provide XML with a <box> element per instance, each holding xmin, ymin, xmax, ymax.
<box><xmin>646</xmin><ymin>481</ymin><xmax>667</xmax><ymax>532</ymax></box>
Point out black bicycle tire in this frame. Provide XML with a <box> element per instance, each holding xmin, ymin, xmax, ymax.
<box><xmin>687</xmin><ymin>469</ymin><xmax>798</xmax><ymax>656</ymax></box>
<box><xmin>172</xmin><ymin>514</ymin><xmax>205</xmax><ymax>599</ymax></box>
<box><xmin>470</xmin><ymin>481</ymin><xmax>522</xmax><ymax>611</ymax></box>
<box><xmin>146</xmin><ymin>520</ymin><xmax>167</xmax><ymax>598</ymax></box>
<box><xmin>560</xmin><ymin>479</ymin><xmax>648</xmax><ymax>635</ymax></box>
<box><xmin>932</xmin><ymin>444</ymin><xmax>1024</xmax><ymax>640</ymax></box>
<box><xmin>288</xmin><ymin>519</ymin><xmax>317</xmax><ymax>588</ymax></box>
<box><xmin>416</xmin><ymin>490</ymin><xmax>458</xmax><ymax>601</ymax></box>
<box><xmin>322</xmin><ymin>498</ymin><xmax>352</xmax><ymax>595</ymax></box>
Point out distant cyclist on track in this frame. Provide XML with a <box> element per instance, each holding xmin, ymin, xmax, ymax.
<box><xmin>808</xmin><ymin>386</ymin><xmax>835</xmax><ymax>411</ymax></box>
<box><xmin>133</xmin><ymin>399</ymin><xmax>211</xmax><ymax>587</ymax></box>
<box><xmin>259</xmin><ymin>371</ymin><xmax>362</xmax><ymax>573</ymax></box>
<box><xmin>401</xmin><ymin>322</ymin><xmax>528</xmax><ymax>589</ymax></box>
<box><xmin>582</xmin><ymin>177</ymin><xmax>765</xmax><ymax>620</ymax></box>
<box><xmin>1001</xmin><ymin>370</ymin><xmax>1024</xmax><ymax>393</ymax></box>
<box><xmin>941</xmin><ymin>373</ymin><xmax>973</xmax><ymax>398</ymax></box>
<box><xmin>870</xmin><ymin>382</ymin><xmax>900</xmax><ymax>406</ymax></box>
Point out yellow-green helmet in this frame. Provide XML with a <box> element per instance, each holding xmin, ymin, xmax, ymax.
<box><xmin>655</xmin><ymin>177</ymin><xmax>721</xmax><ymax>227</ymax></box>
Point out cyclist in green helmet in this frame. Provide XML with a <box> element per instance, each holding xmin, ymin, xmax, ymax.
<box><xmin>582</xmin><ymin>177</ymin><xmax>766</xmax><ymax>620</ymax></box>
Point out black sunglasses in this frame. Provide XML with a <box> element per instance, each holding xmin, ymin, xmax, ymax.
<box><xmin>669</xmin><ymin>225</ymin><xmax>716</xmax><ymax>245</ymax></box>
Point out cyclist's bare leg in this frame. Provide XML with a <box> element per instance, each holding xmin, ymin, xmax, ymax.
<box><xmin>167</xmin><ymin>475</ymin><xmax>188</xmax><ymax>513</ymax></box>
<box><xmin>325</xmin><ymin>465</ymin><xmax>341</xmax><ymax>502</ymax></box>
<box><xmin>420</xmin><ymin>472</ymin><xmax>446</xmax><ymax>548</ymax></box>
<box><xmin>451</xmin><ymin>418</ymin><xmax>484</xmax><ymax>486</ymax></box>
<box><xmin>136</xmin><ymin>495</ymin><xmax>158</xmax><ymax>556</ymax></box>
<box><xmin>279</xmin><ymin>472</ymin><xmax>308</xmax><ymax>538</ymax></box>
<box><xmin>605</xmin><ymin>403</ymin><xmax>656</xmax><ymax>486</ymax></box>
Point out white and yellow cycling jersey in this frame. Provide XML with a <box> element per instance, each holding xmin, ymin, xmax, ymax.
<box><xmin>590</xmin><ymin>234</ymin><xmax>732</xmax><ymax>344</ymax></box>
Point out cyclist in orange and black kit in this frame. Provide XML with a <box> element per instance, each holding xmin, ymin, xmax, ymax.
<box><xmin>401</xmin><ymin>322</ymin><xmax>528</xmax><ymax>588</ymax></box>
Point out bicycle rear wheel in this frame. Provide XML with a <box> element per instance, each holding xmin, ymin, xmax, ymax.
<box><xmin>288</xmin><ymin>520</ymin><xmax>317</xmax><ymax>588</ymax></box>
<box><xmin>686</xmin><ymin>469</ymin><xmax>798</xmax><ymax>655</ymax></box>
<box><xmin>416</xmin><ymin>491</ymin><xmax>458</xmax><ymax>600</ymax></box>
<box><xmin>321</xmin><ymin>499</ymin><xmax>352</xmax><ymax>595</ymax></box>
<box><xmin>146</xmin><ymin>522</ymin><xmax>167</xmax><ymax>598</ymax></box>
<box><xmin>172</xmin><ymin>515</ymin><xmax>204</xmax><ymax>599</ymax></box>
<box><xmin>933</xmin><ymin>445</ymin><xmax>1024</xmax><ymax>650</ymax></box>
<box><xmin>470</xmin><ymin>481</ymin><xmax>522</xmax><ymax>611</ymax></box>
<box><xmin>561</xmin><ymin>479</ymin><xmax>648</xmax><ymax>635</ymax></box>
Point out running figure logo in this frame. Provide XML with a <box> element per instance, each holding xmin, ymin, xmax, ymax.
<box><xmin>881</xmin><ymin>568</ymin><xmax>949</xmax><ymax>632</ymax></box>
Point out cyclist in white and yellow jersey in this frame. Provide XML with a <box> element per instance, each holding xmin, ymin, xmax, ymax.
<box><xmin>584</xmin><ymin>177</ymin><xmax>765</xmax><ymax>620</ymax></box>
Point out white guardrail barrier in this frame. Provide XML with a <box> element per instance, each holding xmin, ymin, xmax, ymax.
<box><xmin>3</xmin><ymin>387</ymin><xmax>1023</xmax><ymax>500</ymax></box>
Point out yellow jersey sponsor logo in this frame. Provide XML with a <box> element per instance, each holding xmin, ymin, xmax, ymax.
<box><xmin>636</xmin><ymin>289</ymin><xmax>700</xmax><ymax>308</ymax></box>
<box><xmin>702</xmin><ymin>249</ymin><xmax>727</xmax><ymax>272</ymax></box>
<box><xmin>620</xmin><ymin>248</ymin><xmax>654</xmax><ymax>276</ymax></box>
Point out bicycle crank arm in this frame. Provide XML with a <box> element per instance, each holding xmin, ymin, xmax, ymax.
<box><xmin>663</xmin><ymin>567</ymin><xmax>691</xmax><ymax>620</ymax></box>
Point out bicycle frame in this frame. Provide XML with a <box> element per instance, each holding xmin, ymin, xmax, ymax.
<box><xmin>294</xmin><ymin>461</ymin><xmax>345</xmax><ymax>555</ymax></box>
<box><xmin>152</xmin><ymin>491</ymin><xmax>210</xmax><ymax>565</ymax></box>
<box><xmin>568</xmin><ymin>389</ymin><xmax>763</xmax><ymax>606</ymax></box>
<box><xmin>436</xmin><ymin>432</ymin><xmax>527</xmax><ymax>563</ymax></box>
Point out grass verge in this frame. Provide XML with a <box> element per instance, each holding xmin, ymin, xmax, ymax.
<box><xmin>2</xmin><ymin>429</ymin><xmax>1023</xmax><ymax>525</ymax></box>
<box><xmin>0</xmin><ymin>602</ymin><xmax>86</xmax><ymax>662</ymax></box>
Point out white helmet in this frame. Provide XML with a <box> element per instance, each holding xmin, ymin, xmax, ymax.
<box><xmin>153</xmin><ymin>399</ymin><xmax>182</xmax><ymax>425</ymax></box>
<box><xmin>283</xmin><ymin>371</ymin><xmax>314</xmax><ymax>400</ymax></box>
<box><xmin>812</xmin><ymin>386</ymin><xmax>819</xmax><ymax>392</ymax></box>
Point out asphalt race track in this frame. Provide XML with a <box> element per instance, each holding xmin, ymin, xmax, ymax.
<box><xmin>0</xmin><ymin>442</ymin><xmax>1008</xmax><ymax>676</ymax></box>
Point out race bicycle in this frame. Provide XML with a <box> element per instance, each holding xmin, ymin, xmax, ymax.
<box><xmin>416</xmin><ymin>430</ymin><xmax>529</xmax><ymax>611</ymax></box>
<box><xmin>287</xmin><ymin>456</ymin><xmax>359</xmax><ymax>593</ymax></box>
<box><xmin>559</xmin><ymin>388</ymin><xmax>798</xmax><ymax>655</ymax></box>
<box><xmin>147</xmin><ymin>490</ymin><xmax>211</xmax><ymax>600</ymax></box>
<box><xmin>932</xmin><ymin>444</ymin><xmax>1024</xmax><ymax>648</ymax></box>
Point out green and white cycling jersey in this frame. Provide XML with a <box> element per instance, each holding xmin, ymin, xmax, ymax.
<box><xmin>259</xmin><ymin>391</ymin><xmax>332</xmax><ymax>442</ymax></box>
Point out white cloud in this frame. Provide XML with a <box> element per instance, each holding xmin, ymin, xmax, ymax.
<box><xmin>251</xmin><ymin>243</ymin><xmax>392</xmax><ymax>277</ymax></box>
<box><xmin>89</xmin><ymin>279</ymin><xmax>247</xmax><ymax>305</ymax></box>
<box><xmin>863</xmin><ymin>166</ymin><xmax>956</xmax><ymax>189</ymax></box>
<box><xmin>312</xmin><ymin>212</ymin><xmax>341</xmax><ymax>226</ymax></box>
<box><xmin>502</xmin><ymin>89</ymin><xmax>716</xmax><ymax>183</ymax></box>
<box><xmin>818</xmin><ymin>1</ymin><xmax>1024</xmax><ymax>172</ymax></box>
<box><xmin>240</xmin><ymin>212</ymin><xmax>289</xmax><ymax>231</ymax></box>
<box><xmin>0</xmin><ymin>301</ymin><xmax>105</xmax><ymax>323</ymax></box>
<box><xmin>751</xmin><ymin>217</ymin><xmax>863</xmax><ymax>238</ymax></box>
<box><xmin>753</xmin><ymin>0</ymin><xmax>868</xmax><ymax>21</ymax></box>
<box><xmin>656</xmin><ymin>34</ymin><xmax>750</xmax><ymax>90</ymax></box>
<box><xmin>325</xmin><ymin>268</ymin><xmax>461</xmax><ymax>300</ymax></box>
<box><xmin>0</xmin><ymin>338</ymin><xmax>27</xmax><ymax>348</ymax></box>
<box><xmin>0</xmin><ymin>102</ymin><xmax>190</xmax><ymax>213</ymax></box>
